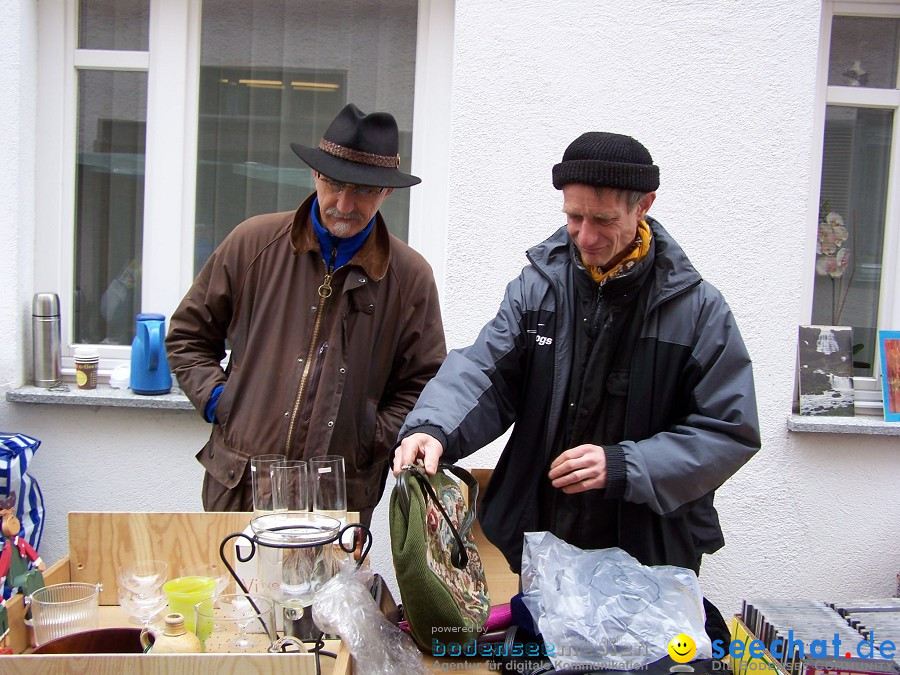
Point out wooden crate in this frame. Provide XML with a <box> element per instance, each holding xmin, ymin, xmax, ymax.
<box><xmin>2</xmin><ymin>511</ymin><xmax>349</xmax><ymax>674</ymax></box>
<box><xmin>730</xmin><ymin>615</ymin><xmax>789</xmax><ymax>675</ymax></box>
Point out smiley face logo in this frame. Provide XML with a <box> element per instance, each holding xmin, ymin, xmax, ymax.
<box><xmin>668</xmin><ymin>633</ymin><xmax>697</xmax><ymax>663</ymax></box>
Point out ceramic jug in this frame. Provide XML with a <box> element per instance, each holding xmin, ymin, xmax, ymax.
<box><xmin>130</xmin><ymin>313</ymin><xmax>172</xmax><ymax>395</ymax></box>
<box><xmin>140</xmin><ymin>613</ymin><xmax>203</xmax><ymax>654</ymax></box>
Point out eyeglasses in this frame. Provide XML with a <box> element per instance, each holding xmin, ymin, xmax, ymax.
<box><xmin>317</xmin><ymin>174</ymin><xmax>386</xmax><ymax>199</ymax></box>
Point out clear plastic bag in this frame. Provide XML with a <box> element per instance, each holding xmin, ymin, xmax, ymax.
<box><xmin>520</xmin><ymin>531</ymin><xmax>712</xmax><ymax>671</ymax></box>
<box><xmin>312</xmin><ymin>559</ymin><xmax>426</xmax><ymax>675</ymax></box>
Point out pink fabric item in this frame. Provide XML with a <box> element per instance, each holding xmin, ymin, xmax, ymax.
<box><xmin>483</xmin><ymin>603</ymin><xmax>512</xmax><ymax>632</ymax></box>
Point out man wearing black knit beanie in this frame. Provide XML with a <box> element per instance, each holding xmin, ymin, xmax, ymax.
<box><xmin>395</xmin><ymin>132</ymin><xmax>761</xmax><ymax>649</ymax></box>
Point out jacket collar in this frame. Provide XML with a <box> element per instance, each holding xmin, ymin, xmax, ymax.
<box><xmin>528</xmin><ymin>216</ymin><xmax>701</xmax><ymax>307</ymax></box>
<box><xmin>290</xmin><ymin>192</ymin><xmax>392</xmax><ymax>281</ymax></box>
<box><xmin>571</xmin><ymin>232</ymin><xmax>656</xmax><ymax>303</ymax></box>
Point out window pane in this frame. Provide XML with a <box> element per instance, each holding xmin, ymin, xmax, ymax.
<box><xmin>78</xmin><ymin>0</ymin><xmax>150</xmax><ymax>51</ymax></box>
<box><xmin>812</xmin><ymin>106</ymin><xmax>892</xmax><ymax>377</ymax></box>
<box><xmin>74</xmin><ymin>70</ymin><xmax>147</xmax><ymax>345</ymax></box>
<box><xmin>194</xmin><ymin>0</ymin><xmax>418</xmax><ymax>275</ymax></box>
<box><xmin>828</xmin><ymin>16</ymin><xmax>900</xmax><ymax>88</ymax></box>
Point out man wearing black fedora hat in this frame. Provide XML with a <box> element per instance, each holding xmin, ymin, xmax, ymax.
<box><xmin>167</xmin><ymin>104</ymin><xmax>446</xmax><ymax>527</ymax></box>
<box><xmin>394</xmin><ymin>132</ymin><xmax>760</xmax><ymax>645</ymax></box>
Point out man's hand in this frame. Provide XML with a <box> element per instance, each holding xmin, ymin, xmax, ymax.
<box><xmin>548</xmin><ymin>444</ymin><xmax>608</xmax><ymax>494</ymax></box>
<box><xmin>392</xmin><ymin>433</ymin><xmax>443</xmax><ymax>476</ymax></box>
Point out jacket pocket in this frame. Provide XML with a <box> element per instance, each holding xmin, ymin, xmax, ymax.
<box><xmin>687</xmin><ymin>494</ymin><xmax>724</xmax><ymax>554</ymax></box>
<box><xmin>214</xmin><ymin>362</ymin><xmax>241</xmax><ymax>425</ymax></box>
<box><xmin>350</xmin><ymin>398</ymin><xmax>379</xmax><ymax>471</ymax></box>
<box><xmin>605</xmin><ymin>369</ymin><xmax>630</xmax><ymax>397</ymax></box>
<box><xmin>197</xmin><ymin>424</ymin><xmax>249</xmax><ymax>490</ymax></box>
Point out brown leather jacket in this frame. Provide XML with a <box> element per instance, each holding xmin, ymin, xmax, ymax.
<box><xmin>166</xmin><ymin>193</ymin><xmax>446</xmax><ymax>522</ymax></box>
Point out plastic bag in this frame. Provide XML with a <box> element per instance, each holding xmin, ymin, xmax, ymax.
<box><xmin>520</xmin><ymin>531</ymin><xmax>712</xmax><ymax>671</ymax></box>
<box><xmin>312</xmin><ymin>559</ymin><xmax>426</xmax><ymax>675</ymax></box>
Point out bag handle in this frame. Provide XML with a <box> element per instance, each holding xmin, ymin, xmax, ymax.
<box><xmin>397</xmin><ymin>462</ymin><xmax>480</xmax><ymax>570</ymax></box>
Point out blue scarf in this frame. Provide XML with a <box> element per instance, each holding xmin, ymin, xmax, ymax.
<box><xmin>311</xmin><ymin>197</ymin><xmax>375</xmax><ymax>271</ymax></box>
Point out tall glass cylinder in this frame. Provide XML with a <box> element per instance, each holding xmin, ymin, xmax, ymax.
<box><xmin>310</xmin><ymin>456</ymin><xmax>346</xmax><ymax>526</ymax></box>
<box><xmin>250</xmin><ymin>454</ymin><xmax>286</xmax><ymax>517</ymax></box>
<box><xmin>272</xmin><ymin>460</ymin><xmax>308</xmax><ymax>512</ymax></box>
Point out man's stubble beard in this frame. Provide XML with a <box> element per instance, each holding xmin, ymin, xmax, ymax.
<box><xmin>328</xmin><ymin>221</ymin><xmax>352</xmax><ymax>237</ymax></box>
<box><xmin>325</xmin><ymin>207</ymin><xmax>363</xmax><ymax>238</ymax></box>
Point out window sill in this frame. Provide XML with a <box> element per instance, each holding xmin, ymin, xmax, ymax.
<box><xmin>787</xmin><ymin>414</ymin><xmax>900</xmax><ymax>436</ymax></box>
<box><xmin>6</xmin><ymin>384</ymin><xmax>196</xmax><ymax>412</ymax></box>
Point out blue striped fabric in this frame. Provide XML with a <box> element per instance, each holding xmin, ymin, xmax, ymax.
<box><xmin>0</xmin><ymin>432</ymin><xmax>45</xmax><ymax>552</ymax></box>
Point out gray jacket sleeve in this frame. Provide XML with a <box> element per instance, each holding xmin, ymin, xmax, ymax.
<box><xmin>621</xmin><ymin>286</ymin><xmax>760</xmax><ymax>515</ymax></box>
<box><xmin>399</xmin><ymin>273</ymin><xmax>530</xmax><ymax>461</ymax></box>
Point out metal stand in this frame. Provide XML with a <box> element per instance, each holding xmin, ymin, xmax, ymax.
<box><xmin>218</xmin><ymin>522</ymin><xmax>372</xmax><ymax>672</ymax></box>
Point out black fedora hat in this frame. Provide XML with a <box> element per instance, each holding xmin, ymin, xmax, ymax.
<box><xmin>291</xmin><ymin>103</ymin><xmax>421</xmax><ymax>188</ymax></box>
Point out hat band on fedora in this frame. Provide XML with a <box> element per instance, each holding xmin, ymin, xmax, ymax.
<box><xmin>318</xmin><ymin>139</ymin><xmax>400</xmax><ymax>169</ymax></box>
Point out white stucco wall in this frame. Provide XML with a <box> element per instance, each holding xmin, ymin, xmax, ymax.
<box><xmin>0</xmin><ymin>0</ymin><xmax>897</xmax><ymax>629</ymax></box>
<box><xmin>2</xmin><ymin>2</ymin><xmax>34</xmax><ymax>394</ymax></box>
<box><xmin>434</xmin><ymin>0</ymin><xmax>900</xmax><ymax>615</ymax></box>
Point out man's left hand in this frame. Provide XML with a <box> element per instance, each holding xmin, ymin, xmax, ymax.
<box><xmin>548</xmin><ymin>444</ymin><xmax>608</xmax><ymax>493</ymax></box>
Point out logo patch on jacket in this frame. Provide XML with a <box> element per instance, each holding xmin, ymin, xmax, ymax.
<box><xmin>535</xmin><ymin>335</ymin><xmax>553</xmax><ymax>346</ymax></box>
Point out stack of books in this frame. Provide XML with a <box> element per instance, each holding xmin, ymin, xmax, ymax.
<box><xmin>853</xmin><ymin>378</ymin><xmax>885</xmax><ymax>417</ymax></box>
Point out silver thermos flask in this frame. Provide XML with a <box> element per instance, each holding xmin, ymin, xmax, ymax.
<box><xmin>32</xmin><ymin>292</ymin><xmax>62</xmax><ymax>387</ymax></box>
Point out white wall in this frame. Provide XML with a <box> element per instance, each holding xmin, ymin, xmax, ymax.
<box><xmin>2</xmin><ymin>1</ymin><xmax>35</xmax><ymax>392</ymax></box>
<box><xmin>1</xmin><ymin>0</ymin><xmax>897</xmax><ymax>627</ymax></box>
<box><xmin>435</xmin><ymin>0</ymin><xmax>900</xmax><ymax>615</ymax></box>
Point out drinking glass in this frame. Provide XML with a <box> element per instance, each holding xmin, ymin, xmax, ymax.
<box><xmin>311</xmin><ymin>455</ymin><xmax>349</xmax><ymax>552</ymax></box>
<box><xmin>250</xmin><ymin>454</ymin><xmax>287</xmax><ymax>516</ymax></box>
<box><xmin>194</xmin><ymin>593</ymin><xmax>278</xmax><ymax>653</ymax></box>
<box><xmin>116</xmin><ymin>560</ymin><xmax>168</xmax><ymax>627</ymax></box>
<box><xmin>273</xmin><ymin>460</ymin><xmax>308</xmax><ymax>512</ymax></box>
<box><xmin>117</xmin><ymin>560</ymin><xmax>168</xmax><ymax>596</ymax></box>
<box><xmin>310</xmin><ymin>456</ymin><xmax>346</xmax><ymax>524</ymax></box>
<box><xmin>118</xmin><ymin>586</ymin><xmax>168</xmax><ymax>628</ymax></box>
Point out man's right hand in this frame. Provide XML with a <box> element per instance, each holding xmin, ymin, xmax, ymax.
<box><xmin>392</xmin><ymin>433</ymin><xmax>443</xmax><ymax>476</ymax></box>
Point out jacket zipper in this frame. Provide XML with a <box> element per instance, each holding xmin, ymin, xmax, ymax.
<box><xmin>285</xmin><ymin>247</ymin><xmax>337</xmax><ymax>453</ymax></box>
<box><xmin>589</xmin><ymin>286</ymin><xmax>605</xmax><ymax>339</ymax></box>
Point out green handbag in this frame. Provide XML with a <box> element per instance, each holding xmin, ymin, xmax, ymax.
<box><xmin>389</xmin><ymin>462</ymin><xmax>490</xmax><ymax>654</ymax></box>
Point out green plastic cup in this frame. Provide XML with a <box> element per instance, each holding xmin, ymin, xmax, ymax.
<box><xmin>163</xmin><ymin>576</ymin><xmax>217</xmax><ymax>634</ymax></box>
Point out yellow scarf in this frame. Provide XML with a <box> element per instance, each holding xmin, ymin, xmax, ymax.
<box><xmin>585</xmin><ymin>220</ymin><xmax>652</xmax><ymax>284</ymax></box>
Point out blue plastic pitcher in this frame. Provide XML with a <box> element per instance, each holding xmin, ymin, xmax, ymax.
<box><xmin>130</xmin><ymin>313</ymin><xmax>172</xmax><ymax>395</ymax></box>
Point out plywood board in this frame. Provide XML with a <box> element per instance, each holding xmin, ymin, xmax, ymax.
<box><xmin>2</xmin><ymin>652</ymin><xmax>320</xmax><ymax>674</ymax></box>
<box><xmin>67</xmin><ymin>512</ymin><xmax>251</xmax><ymax>605</ymax></box>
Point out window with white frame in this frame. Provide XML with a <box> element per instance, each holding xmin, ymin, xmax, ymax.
<box><xmin>35</xmin><ymin>0</ymin><xmax>452</xmax><ymax>368</ymax></box>
<box><xmin>808</xmin><ymin>2</ymin><xmax>900</xmax><ymax>388</ymax></box>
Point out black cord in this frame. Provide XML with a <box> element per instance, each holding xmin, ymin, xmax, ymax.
<box><xmin>308</xmin><ymin>629</ymin><xmax>337</xmax><ymax>675</ymax></box>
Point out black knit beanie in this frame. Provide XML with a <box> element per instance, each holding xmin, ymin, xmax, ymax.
<box><xmin>552</xmin><ymin>132</ymin><xmax>659</xmax><ymax>192</ymax></box>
